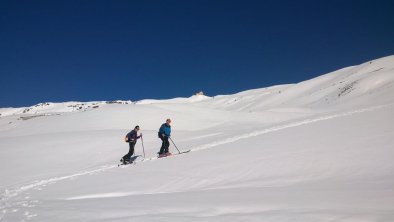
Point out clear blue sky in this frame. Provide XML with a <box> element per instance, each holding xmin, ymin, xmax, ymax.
<box><xmin>1</xmin><ymin>0</ymin><xmax>393</xmax><ymax>107</ymax></box>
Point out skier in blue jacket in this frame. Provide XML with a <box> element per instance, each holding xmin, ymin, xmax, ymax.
<box><xmin>158</xmin><ymin>119</ymin><xmax>171</xmax><ymax>156</ymax></box>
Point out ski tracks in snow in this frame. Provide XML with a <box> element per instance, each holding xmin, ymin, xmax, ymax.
<box><xmin>0</xmin><ymin>165</ymin><xmax>118</xmax><ymax>221</ymax></box>
<box><xmin>191</xmin><ymin>104</ymin><xmax>393</xmax><ymax>152</ymax></box>
<box><xmin>0</xmin><ymin>103</ymin><xmax>392</xmax><ymax>221</ymax></box>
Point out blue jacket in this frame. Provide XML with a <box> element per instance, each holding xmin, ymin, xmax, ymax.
<box><xmin>159</xmin><ymin>123</ymin><xmax>171</xmax><ymax>137</ymax></box>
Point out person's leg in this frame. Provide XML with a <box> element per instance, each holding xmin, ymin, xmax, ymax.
<box><xmin>159</xmin><ymin>135</ymin><xmax>165</xmax><ymax>154</ymax></box>
<box><xmin>128</xmin><ymin>142</ymin><xmax>135</xmax><ymax>162</ymax></box>
<box><xmin>123</xmin><ymin>142</ymin><xmax>135</xmax><ymax>161</ymax></box>
<box><xmin>164</xmin><ymin>137</ymin><xmax>170</xmax><ymax>153</ymax></box>
<box><xmin>129</xmin><ymin>142</ymin><xmax>135</xmax><ymax>156</ymax></box>
<box><xmin>122</xmin><ymin>150</ymin><xmax>130</xmax><ymax>161</ymax></box>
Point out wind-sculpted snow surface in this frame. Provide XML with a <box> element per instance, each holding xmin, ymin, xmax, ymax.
<box><xmin>0</xmin><ymin>56</ymin><xmax>394</xmax><ymax>221</ymax></box>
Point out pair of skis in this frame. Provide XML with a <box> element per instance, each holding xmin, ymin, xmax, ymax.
<box><xmin>118</xmin><ymin>149</ymin><xmax>191</xmax><ymax>167</ymax></box>
<box><xmin>155</xmin><ymin>137</ymin><xmax>190</xmax><ymax>159</ymax></box>
<box><xmin>118</xmin><ymin>137</ymin><xmax>190</xmax><ymax>167</ymax></box>
<box><xmin>118</xmin><ymin>155</ymin><xmax>140</xmax><ymax>167</ymax></box>
<box><xmin>158</xmin><ymin>149</ymin><xmax>191</xmax><ymax>158</ymax></box>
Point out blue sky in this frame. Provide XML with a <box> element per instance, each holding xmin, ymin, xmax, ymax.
<box><xmin>1</xmin><ymin>0</ymin><xmax>393</xmax><ymax>107</ymax></box>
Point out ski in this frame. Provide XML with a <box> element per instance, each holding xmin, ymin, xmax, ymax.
<box><xmin>158</xmin><ymin>150</ymin><xmax>191</xmax><ymax>158</ymax></box>
<box><xmin>119</xmin><ymin>150</ymin><xmax>191</xmax><ymax>165</ymax></box>
<box><xmin>177</xmin><ymin>150</ymin><xmax>191</xmax><ymax>155</ymax></box>
<box><xmin>118</xmin><ymin>160</ymin><xmax>136</xmax><ymax>167</ymax></box>
<box><xmin>118</xmin><ymin>155</ymin><xmax>140</xmax><ymax>167</ymax></box>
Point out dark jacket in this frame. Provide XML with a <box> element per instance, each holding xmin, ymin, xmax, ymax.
<box><xmin>126</xmin><ymin>130</ymin><xmax>141</xmax><ymax>143</ymax></box>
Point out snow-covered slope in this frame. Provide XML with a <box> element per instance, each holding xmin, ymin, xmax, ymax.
<box><xmin>197</xmin><ymin>56</ymin><xmax>394</xmax><ymax>112</ymax></box>
<box><xmin>0</xmin><ymin>56</ymin><xmax>393</xmax><ymax>222</ymax></box>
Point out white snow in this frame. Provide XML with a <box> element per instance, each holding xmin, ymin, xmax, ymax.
<box><xmin>0</xmin><ymin>56</ymin><xmax>394</xmax><ymax>221</ymax></box>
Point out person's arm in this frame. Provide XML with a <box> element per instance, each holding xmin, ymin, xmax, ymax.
<box><xmin>164</xmin><ymin>127</ymin><xmax>171</xmax><ymax>137</ymax></box>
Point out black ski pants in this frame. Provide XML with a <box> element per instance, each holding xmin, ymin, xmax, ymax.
<box><xmin>122</xmin><ymin>141</ymin><xmax>136</xmax><ymax>161</ymax></box>
<box><xmin>159</xmin><ymin>135</ymin><xmax>170</xmax><ymax>154</ymax></box>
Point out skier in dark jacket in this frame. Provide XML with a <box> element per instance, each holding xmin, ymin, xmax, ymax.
<box><xmin>158</xmin><ymin>119</ymin><xmax>171</xmax><ymax>156</ymax></box>
<box><xmin>121</xmin><ymin>125</ymin><xmax>142</xmax><ymax>164</ymax></box>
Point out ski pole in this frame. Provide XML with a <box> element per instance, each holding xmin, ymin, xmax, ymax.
<box><xmin>169</xmin><ymin>137</ymin><xmax>181</xmax><ymax>154</ymax></box>
<box><xmin>141</xmin><ymin>135</ymin><xmax>146</xmax><ymax>159</ymax></box>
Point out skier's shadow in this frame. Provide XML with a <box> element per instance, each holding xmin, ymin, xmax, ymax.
<box><xmin>129</xmin><ymin>155</ymin><xmax>141</xmax><ymax>162</ymax></box>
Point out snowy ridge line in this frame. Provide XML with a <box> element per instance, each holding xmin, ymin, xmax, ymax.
<box><xmin>190</xmin><ymin>103</ymin><xmax>394</xmax><ymax>152</ymax></box>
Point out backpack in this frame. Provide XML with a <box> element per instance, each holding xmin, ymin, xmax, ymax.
<box><xmin>125</xmin><ymin>130</ymin><xmax>133</xmax><ymax>142</ymax></box>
